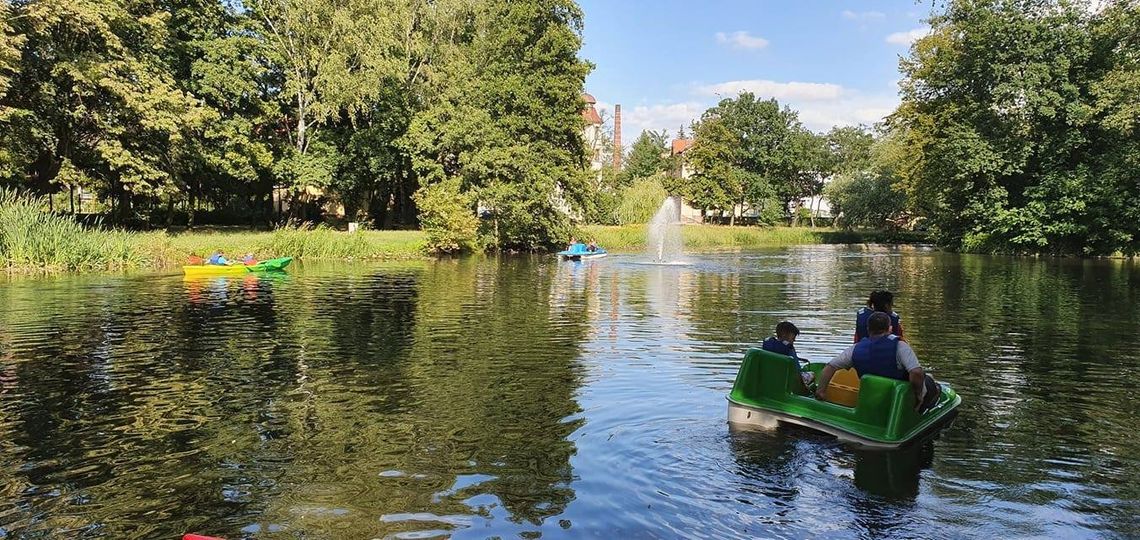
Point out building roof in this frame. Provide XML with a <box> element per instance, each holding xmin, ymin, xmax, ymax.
<box><xmin>582</xmin><ymin>93</ymin><xmax>597</xmax><ymax>104</ymax></box>
<box><xmin>672</xmin><ymin>138</ymin><xmax>694</xmax><ymax>155</ymax></box>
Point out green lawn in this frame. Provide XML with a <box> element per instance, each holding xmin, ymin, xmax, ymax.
<box><xmin>582</xmin><ymin>224</ymin><xmax>928</xmax><ymax>252</ymax></box>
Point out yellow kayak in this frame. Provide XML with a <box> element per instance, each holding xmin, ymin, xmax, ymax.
<box><xmin>181</xmin><ymin>257</ymin><xmax>293</xmax><ymax>276</ymax></box>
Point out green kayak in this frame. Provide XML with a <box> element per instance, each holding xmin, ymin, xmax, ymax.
<box><xmin>727</xmin><ymin>348</ymin><xmax>960</xmax><ymax>448</ymax></box>
<box><xmin>182</xmin><ymin>257</ymin><xmax>293</xmax><ymax>276</ymax></box>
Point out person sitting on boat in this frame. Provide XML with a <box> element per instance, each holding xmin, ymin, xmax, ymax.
<box><xmin>587</xmin><ymin>239</ymin><xmax>598</xmax><ymax>253</ymax></box>
<box><xmin>854</xmin><ymin>290</ymin><xmax>904</xmax><ymax>342</ymax></box>
<box><xmin>241</xmin><ymin>253</ymin><xmax>256</xmax><ymax>265</ymax></box>
<box><xmin>761</xmin><ymin>321</ymin><xmax>814</xmax><ymax>385</ymax></box>
<box><xmin>206</xmin><ymin>250</ymin><xmax>231</xmax><ymax>266</ymax></box>
<box><xmin>819</xmin><ymin>312</ymin><xmax>940</xmax><ymax>413</ymax></box>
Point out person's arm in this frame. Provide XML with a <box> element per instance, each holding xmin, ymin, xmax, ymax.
<box><xmin>815</xmin><ymin>345</ymin><xmax>855</xmax><ymax>400</ymax></box>
<box><xmin>897</xmin><ymin>342</ymin><xmax>926</xmax><ymax>409</ymax></box>
<box><xmin>908</xmin><ymin>367</ymin><xmax>927</xmax><ymax>408</ymax></box>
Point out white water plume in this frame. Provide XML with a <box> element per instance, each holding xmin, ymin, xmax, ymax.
<box><xmin>647</xmin><ymin>196</ymin><xmax>683</xmax><ymax>263</ymax></box>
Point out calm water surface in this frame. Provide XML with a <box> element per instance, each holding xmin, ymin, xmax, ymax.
<box><xmin>0</xmin><ymin>246</ymin><xmax>1138</xmax><ymax>539</ymax></box>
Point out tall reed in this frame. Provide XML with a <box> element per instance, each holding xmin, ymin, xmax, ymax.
<box><xmin>0</xmin><ymin>190</ymin><xmax>151</xmax><ymax>271</ymax></box>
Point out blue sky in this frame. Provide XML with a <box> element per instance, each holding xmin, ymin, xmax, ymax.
<box><xmin>577</xmin><ymin>0</ymin><xmax>934</xmax><ymax>140</ymax></box>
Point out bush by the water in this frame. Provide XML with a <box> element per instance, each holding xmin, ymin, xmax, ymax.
<box><xmin>414</xmin><ymin>179</ymin><xmax>480</xmax><ymax>253</ymax></box>
<box><xmin>613</xmin><ymin>178</ymin><xmax>669</xmax><ymax>225</ymax></box>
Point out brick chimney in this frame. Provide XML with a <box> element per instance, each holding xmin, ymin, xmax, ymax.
<box><xmin>613</xmin><ymin>104</ymin><xmax>622</xmax><ymax>170</ymax></box>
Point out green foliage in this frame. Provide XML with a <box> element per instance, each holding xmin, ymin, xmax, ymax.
<box><xmin>0</xmin><ymin>0</ymin><xmax>593</xmax><ymax>246</ymax></box>
<box><xmin>404</xmin><ymin>0</ymin><xmax>591</xmax><ymax>250</ymax></box>
<box><xmin>0</xmin><ymin>2</ymin><xmax>22</xmax><ymax>101</ymax></box>
<box><xmin>613</xmin><ymin>177</ymin><xmax>668</xmax><ymax>225</ymax></box>
<box><xmin>825</xmin><ymin>125</ymin><xmax>875</xmax><ymax>176</ymax></box>
<box><xmin>622</xmin><ymin>130</ymin><xmax>670</xmax><ymax>183</ymax></box>
<box><xmin>825</xmin><ymin>172</ymin><xmax>908</xmax><ymax>228</ymax></box>
<box><xmin>413</xmin><ymin>178</ymin><xmax>479</xmax><ymax>253</ymax></box>
<box><xmin>892</xmin><ymin>0</ymin><xmax>1140</xmax><ymax>255</ymax></box>
<box><xmin>0</xmin><ymin>190</ymin><xmax>148</xmax><ymax>271</ymax></box>
<box><xmin>680</xmin><ymin>93</ymin><xmax>821</xmax><ymax>222</ymax></box>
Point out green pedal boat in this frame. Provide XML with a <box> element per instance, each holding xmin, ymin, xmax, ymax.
<box><xmin>727</xmin><ymin>349</ymin><xmax>961</xmax><ymax>449</ymax></box>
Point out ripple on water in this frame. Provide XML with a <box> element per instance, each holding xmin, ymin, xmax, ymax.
<box><xmin>0</xmin><ymin>252</ymin><xmax>1137</xmax><ymax>538</ymax></box>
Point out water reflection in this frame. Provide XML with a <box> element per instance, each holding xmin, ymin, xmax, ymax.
<box><xmin>0</xmin><ymin>249</ymin><xmax>1137</xmax><ymax>538</ymax></box>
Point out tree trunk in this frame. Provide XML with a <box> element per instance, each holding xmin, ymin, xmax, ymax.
<box><xmin>188</xmin><ymin>185</ymin><xmax>197</xmax><ymax>229</ymax></box>
<box><xmin>810</xmin><ymin>196</ymin><xmax>818</xmax><ymax>228</ymax></box>
<box><xmin>69</xmin><ymin>185</ymin><xmax>75</xmax><ymax>214</ymax></box>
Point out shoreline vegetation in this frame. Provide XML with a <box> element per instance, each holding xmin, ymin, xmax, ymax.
<box><xmin>1</xmin><ymin>194</ymin><xmax>929</xmax><ymax>273</ymax></box>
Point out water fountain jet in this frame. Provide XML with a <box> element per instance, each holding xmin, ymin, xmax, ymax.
<box><xmin>646</xmin><ymin>196</ymin><xmax>683</xmax><ymax>263</ymax></box>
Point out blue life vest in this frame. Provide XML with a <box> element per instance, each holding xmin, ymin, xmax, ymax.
<box><xmin>207</xmin><ymin>253</ymin><xmax>226</xmax><ymax>265</ymax></box>
<box><xmin>852</xmin><ymin>334</ymin><xmax>907</xmax><ymax>380</ymax></box>
<box><xmin>854</xmin><ymin>307</ymin><xmax>902</xmax><ymax>341</ymax></box>
<box><xmin>761</xmin><ymin>337</ymin><xmax>798</xmax><ymax>361</ymax></box>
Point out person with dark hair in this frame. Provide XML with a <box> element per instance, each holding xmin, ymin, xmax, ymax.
<box><xmin>819</xmin><ymin>312</ymin><xmax>940</xmax><ymax>412</ymax></box>
<box><xmin>761</xmin><ymin>321</ymin><xmax>814</xmax><ymax>385</ymax></box>
<box><xmin>206</xmin><ymin>250</ymin><xmax>231</xmax><ymax>266</ymax></box>
<box><xmin>854</xmin><ymin>290</ymin><xmax>903</xmax><ymax>342</ymax></box>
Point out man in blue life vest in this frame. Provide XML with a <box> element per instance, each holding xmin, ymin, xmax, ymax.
<box><xmin>817</xmin><ymin>312</ymin><xmax>941</xmax><ymax>412</ymax></box>
<box><xmin>761</xmin><ymin>321</ymin><xmax>814</xmax><ymax>385</ymax></box>
<box><xmin>854</xmin><ymin>290</ymin><xmax>904</xmax><ymax>342</ymax></box>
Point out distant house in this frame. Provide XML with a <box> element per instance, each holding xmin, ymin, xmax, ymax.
<box><xmin>669</xmin><ymin>138</ymin><xmax>704</xmax><ymax>223</ymax></box>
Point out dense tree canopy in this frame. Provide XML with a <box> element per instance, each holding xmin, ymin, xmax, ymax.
<box><xmin>892</xmin><ymin>0</ymin><xmax>1140</xmax><ymax>255</ymax></box>
<box><xmin>621</xmin><ymin>129</ymin><xmax>670</xmax><ymax>183</ymax></box>
<box><xmin>0</xmin><ymin>0</ymin><xmax>593</xmax><ymax>250</ymax></box>
<box><xmin>676</xmin><ymin>93</ymin><xmax>820</xmax><ymax>224</ymax></box>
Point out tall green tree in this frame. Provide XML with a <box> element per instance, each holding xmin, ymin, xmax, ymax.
<box><xmin>825</xmin><ymin>125</ymin><xmax>875</xmax><ymax>176</ymax></box>
<box><xmin>893</xmin><ymin>0</ymin><xmax>1140</xmax><ymax>255</ymax></box>
<box><xmin>405</xmin><ymin>0</ymin><xmax>591</xmax><ymax>249</ymax></box>
<box><xmin>3</xmin><ymin>0</ymin><xmax>211</xmax><ymax>217</ymax></box>
<box><xmin>253</xmin><ymin>0</ymin><xmax>404</xmax><ymax>212</ymax></box>
<box><xmin>0</xmin><ymin>1</ymin><xmax>21</xmax><ymax>101</ymax></box>
<box><xmin>682</xmin><ymin>92</ymin><xmax>815</xmax><ymax>224</ymax></box>
<box><xmin>621</xmin><ymin>129</ymin><xmax>669</xmax><ymax>183</ymax></box>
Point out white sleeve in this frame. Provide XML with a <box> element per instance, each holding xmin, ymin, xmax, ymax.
<box><xmin>828</xmin><ymin>345</ymin><xmax>856</xmax><ymax>370</ymax></box>
<box><xmin>896</xmin><ymin>342</ymin><xmax>921</xmax><ymax>372</ymax></box>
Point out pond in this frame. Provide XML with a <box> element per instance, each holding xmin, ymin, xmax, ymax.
<box><xmin>0</xmin><ymin>246</ymin><xmax>1137</xmax><ymax>539</ymax></box>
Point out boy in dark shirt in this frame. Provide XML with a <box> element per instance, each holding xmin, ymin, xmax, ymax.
<box><xmin>761</xmin><ymin>321</ymin><xmax>814</xmax><ymax>385</ymax></box>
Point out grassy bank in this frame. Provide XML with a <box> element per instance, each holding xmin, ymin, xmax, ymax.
<box><xmin>1</xmin><ymin>226</ymin><xmax>427</xmax><ymax>273</ymax></box>
<box><xmin>582</xmin><ymin>224</ymin><xmax>929</xmax><ymax>252</ymax></box>
<box><xmin>1</xmin><ymin>192</ymin><xmax>426</xmax><ymax>272</ymax></box>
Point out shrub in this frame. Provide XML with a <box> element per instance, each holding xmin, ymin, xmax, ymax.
<box><xmin>613</xmin><ymin>177</ymin><xmax>669</xmax><ymax>225</ymax></box>
<box><xmin>414</xmin><ymin>179</ymin><xmax>480</xmax><ymax>253</ymax></box>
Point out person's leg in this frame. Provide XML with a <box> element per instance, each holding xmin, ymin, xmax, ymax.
<box><xmin>920</xmin><ymin>375</ymin><xmax>941</xmax><ymax>413</ymax></box>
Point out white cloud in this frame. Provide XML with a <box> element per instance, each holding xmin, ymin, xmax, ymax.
<box><xmin>842</xmin><ymin>10</ymin><xmax>886</xmax><ymax>22</ymax></box>
<box><xmin>695</xmin><ymin>80</ymin><xmax>844</xmax><ymax>101</ymax></box>
<box><xmin>603</xmin><ymin>77</ymin><xmax>902</xmax><ymax>144</ymax></box>
<box><xmin>598</xmin><ymin>101</ymin><xmax>705</xmax><ymax>143</ymax></box>
<box><xmin>714</xmin><ymin>31</ymin><xmax>769</xmax><ymax>50</ymax></box>
<box><xmin>793</xmin><ymin>94</ymin><xmax>899</xmax><ymax>132</ymax></box>
<box><xmin>624</xmin><ymin>102</ymin><xmax>707</xmax><ymax>140</ymax></box>
<box><xmin>885</xmin><ymin>27</ymin><xmax>930</xmax><ymax>46</ymax></box>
